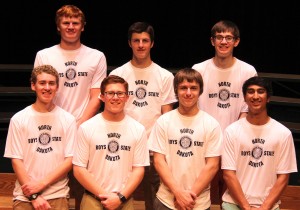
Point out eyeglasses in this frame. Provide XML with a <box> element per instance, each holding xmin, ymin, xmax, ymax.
<box><xmin>104</xmin><ymin>91</ymin><xmax>127</xmax><ymax>99</ymax></box>
<box><xmin>214</xmin><ymin>35</ymin><xmax>235</xmax><ymax>43</ymax></box>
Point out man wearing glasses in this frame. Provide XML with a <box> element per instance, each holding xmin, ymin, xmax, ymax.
<box><xmin>72</xmin><ymin>75</ymin><xmax>150</xmax><ymax>210</ymax></box>
<box><xmin>192</xmin><ymin>20</ymin><xmax>257</xmax><ymax>205</ymax></box>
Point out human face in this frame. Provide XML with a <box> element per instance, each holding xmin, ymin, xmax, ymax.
<box><xmin>57</xmin><ymin>16</ymin><xmax>84</xmax><ymax>45</ymax></box>
<box><xmin>100</xmin><ymin>83</ymin><xmax>129</xmax><ymax>118</ymax></box>
<box><xmin>244</xmin><ymin>85</ymin><xmax>269</xmax><ymax>115</ymax></box>
<box><xmin>31</xmin><ymin>73</ymin><xmax>58</xmax><ymax>105</ymax></box>
<box><xmin>129</xmin><ymin>32</ymin><xmax>153</xmax><ymax>61</ymax></box>
<box><xmin>211</xmin><ymin>32</ymin><xmax>240</xmax><ymax>58</ymax></box>
<box><xmin>177</xmin><ymin>80</ymin><xmax>200</xmax><ymax>115</ymax></box>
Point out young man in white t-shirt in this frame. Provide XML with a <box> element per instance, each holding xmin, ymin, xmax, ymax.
<box><xmin>4</xmin><ymin>65</ymin><xmax>77</xmax><ymax>210</ymax></box>
<box><xmin>34</xmin><ymin>5</ymin><xmax>107</xmax><ymax>126</ymax></box>
<box><xmin>192</xmin><ymin>20</ymin><xmax>257</xmax><ymax>203</ymax></box>
<box><xmin>109</xmin><ymin>22</ymin><xmax>177</xmax><ymax>210</ymax></box>
<box><xmin>222</xmin><ymin>76</ymin><xmax>298</xmax><ymax>210</ymax></box>
<box><xmin>72</xmin><ymin>75</ymin><xmax>150</xmax><ymax>210</ymax></box>
<box><xmin>148</xmin><ymin>68</ymin><xmax>223</xmax><ymax>210</ymax></box>
<box><xmin>34</xmin><ymin>6</ymin><xmax>107</xmax><ymax>208</ymax></box>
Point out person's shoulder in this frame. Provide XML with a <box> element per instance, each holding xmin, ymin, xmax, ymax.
<box><xmin>109</xmin><ymin>62</ymin><xmax>131</xmax><ymax>75</ymax></box>
<box><xmin>36</xmin><ymin>45</ymin><xmax>59</xmax><ymax>54</ymax></box>
<box><xmin>81</xmin><ymin>44</ymin><xmax>105</xmax><ymax>56</ymax></box>
<box><xmin>192</xmin><ymin>58</ymin><xmax>211</xmax><ymax>70</ymax></box>
<box><xmin>270</xmin><ymin>118</ymin><xmax>293</xmax><ymax>134</ymax></box>
<box><xmin>11</xmin><ymin>106</ymin><xmax>31</xmax><ymax>120</ymax></box>
<box><xmin>236</xmin><ymin>58</ymin><xmax>256</xmax><ymax>72</ymax></box>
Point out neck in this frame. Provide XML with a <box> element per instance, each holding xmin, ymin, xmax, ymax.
<box><xmin>213</xmin><ymin>56</ymin><xmax>235</xmax><ymax>69</ymax></box>
<box><xmin>102</xmin><ymin>111</ymin><xmax>126</xmax><ymax>122</ymax></box>
<box><xmin>32</xmin><ymin>102</ymin><xmax>55</xmax><ymax>113</ymax></box>
<box><xmin>177</xmin><ymin>106</ymin><xmax>199</xmax><ymax>117</ymax></box>
<box><xmin>131</xmin><ymin>57</ymin><xmax>152</xmax><ymax>68</ymax></box>
<box><xmin>246</xmin><ymin>111</ymin><xmax>270</xmax><ymax>125</ymax></box>
<box><xmin>60</xmin><ymin>41</ymin><xmax>81</xmax><ymax>50</ymax></box>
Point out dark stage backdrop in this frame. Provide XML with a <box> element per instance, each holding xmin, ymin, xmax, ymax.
<box><xmin>0</xmin><ymin>0</ymin><xmax>299</xmax><ymax>74</ymax></box>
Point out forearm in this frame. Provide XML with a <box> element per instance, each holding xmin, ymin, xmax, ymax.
<box><xmin>12</xmin><ymin>159</ymin><xmax>31</xmax><ymax>185</ymax></box>
<box><xmin>77</xmin><ymin>88</ymin><xmax>101</xmax><ymax>126</ymax></box>
<box><xmin>191</xmin><ymin>156</ymin><xmax>220</xmax><ymax>196</ymax></box>
<box><xmin>73</xmin><ymin>165</ymin><xmax>106</xmax><ymax>195</ymax></box>
<box><xmin>154</xmin><ymin>153</ymin><xmax>181</xmax><ymax>196</ymax></box>
<box><xmin>40</xmin><ymin>157</ymin><xmax>73</xmax><ymax>188</ymax></box>
<box><xmin>223</xmin><ymin>170</ymin><xmax>251</xmax><ymax>210</ymax></box>
<box><xmin>260</xmin><ymin>174</ymin><xmax>289</xmax><ymax>210</ymax></box>
<box><xmin>120</xmin><ymin>166</ymin><xmax>144</xmax><ymax>198</ymax></box>
<box><xmin>161</xmin><ymin>103</ymin><xmax>174</xmax><ymax>114</ymax></box>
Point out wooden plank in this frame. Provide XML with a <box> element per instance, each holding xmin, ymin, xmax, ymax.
<box><xmin>269</xmin><ymin>96</ymin><xmax>300</xmax><ymax>107</ymax></box>
<box><xmin>0</xmin><ymin>87</ymin><xmax>34</xmax><ymax>97</ymax></box>
<box><xmin>258</xmin><ymin>72</ymin><xmax>300</xmax><ymax>82</ymax></box>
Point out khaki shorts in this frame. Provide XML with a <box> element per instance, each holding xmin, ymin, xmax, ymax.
<box><xmin>13</xmin><ymin>197</ymin><xmax>69</xmax><ymax>210</ymax></box>
<box><xmin>80</xmin><ymin>192</ymin><xmax>134</xmax><ymax>210</ymax></box>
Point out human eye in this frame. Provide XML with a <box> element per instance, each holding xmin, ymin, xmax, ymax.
<box><xmin>106</xmin><ymin>91</ymin><xmax>114</xmax><ymax>96</ymax></box>
<box><xmin>246</xmin><ymin>89</ymin><xmax>255</xmax><ymax>94</ymax></box>
<box><xmin>225</xmin><ymin>36</ymin><xmax>234</xmax><ymax>42</ymax></box>
<box><xmin>215</xmin><ymin>35</ymin><xmax>223</xmax><ymax>41</ymax></box>
<box><xmin>257</xmin><ymin>88</ymin><xmax>266</xmax><ymax>94</ymax></box>
<box><xmin>117</xmin><ymin>92</ymin><xmax>126</xmax><ymax>97</ymax></box>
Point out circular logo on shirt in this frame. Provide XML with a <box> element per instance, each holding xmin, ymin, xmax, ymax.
<box><xmin>219</xmin><ymin>89</ymin><xmax>230</xmax><ymax>101</ymax></box>
<box><xmin>108</xmin><ymin>140</ymin><xmax>119</xmax><ymax>153</ymax></box>
<box><xmin>179</xmin><ymin>136</ymin><xmax>192</xmax><ymax>149</ymax></box>
<box><xmin>65</xmin><ymin>68</ymin><xmax>76</xmax><ymax>80</ymax></box>
<box><xmin>252</xmin><ymin>146</ymin><xmax>263</xmax><ymax>159</ymax></box>
<box><xmin>135</xmin><ymin>87</ymin><xmax>147</xmax><ymax>99</ymax></box>
<box><xmin>38</xmin><ymin>133</ymin><xmax>51</xmax><ymax>145</ymax></box>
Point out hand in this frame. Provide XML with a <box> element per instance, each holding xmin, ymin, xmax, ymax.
<box><xmin>99</xmin><ymin>192</ymin><xmax>121</xmax><ymax>210</ymax></box>
<box><xmin>21</xmin><ymin>180</ymin><xmax>45</xmax><ymax>197</ymax></box>
<box><xmin>174</xmin><ymin>189</ymin><xmax>196</xmax><ymax>210</ymax></box>
<box><xmin>31</xmin><ymin>196</ymin><xmax>51</xmax><ymax>210</ymax></box>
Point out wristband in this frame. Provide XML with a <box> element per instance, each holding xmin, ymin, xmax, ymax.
<box><xmin>117</xmin><ymin>192</ymin><xmax>127</xmax><ymax>203</ymax></box>
<box><xmin>28</xmin><ymin>192</ymin><xmax>40</xmax><ymax>201</ymax></box>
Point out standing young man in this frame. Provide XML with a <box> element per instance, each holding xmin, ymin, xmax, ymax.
<box><xmin>148</xmin><ymin>68</ymin><xmax>223</xmax><ymax>210</ymax></box>
<box><xmin>4</xmin><ymin>65</ymin><xmax>77</xmax><ymax>210</ymax></box>
<box><xmin>192</xmin><ymin>20</ymin><xmax>258</xmax><ymax>202</ymax></box>
<box><xmin>222</xmin><ymin>76</ymin><xmax>298</xmax><ymax>210</ymax></box>
<box><xmin>109</xmin><ymin>22</ymin><xmax>177</xmax><ymax>210</ymax></box>
<box><xmin>72</xmin><ymin>75</ymin><xmax>150</xmax><ymax>210</ymax></box>
<box><xmin>34</xmin><ymin>6</ymin><xmax>107</xmax><ymax>208</ymax></box>
<box><xmin>34</xmin><ymin>5</ymin><xmax>107</xmax><ymax>126</ymax></box>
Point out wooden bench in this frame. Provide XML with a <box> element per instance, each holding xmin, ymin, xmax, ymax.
<box><xmin>0</xmin><ymin>173</ymin><xmax>75</xmax><ymax>210</ymax></box>
<box><xmin>1</xmin><ymin>173</ymin><xmax>299</xmax><ymax>210</ymax></box>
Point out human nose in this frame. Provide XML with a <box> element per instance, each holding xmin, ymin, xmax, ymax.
<box><xmin>186</xmin><ymin>88</ymin><xmax>191</xmax><ymax>95</ymax></box>
<box><xmin>44</xmin><ymin>83</ymin><xmax>50</xmax><ymax>90</ymax></box>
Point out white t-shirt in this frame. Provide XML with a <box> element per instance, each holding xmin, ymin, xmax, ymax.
<box><xmin>4</xmin><ymin>105</ymin><xmax>77</xmax><ymax>201</ymax></box>
<box><xmin>222</xmin><ymin>117</ymin><xmax>298</xmax><ymax>208</ymax></box>
<box><xmin>110</xmin><ymin>62</ymin><xmax>177</xmax><ymax>137</ymax></box>
<box><xmin>148</xmin><ymin>109</ymin><xmax>223</xmax><ymax>209</ymax></box>
<box><xmin>192</xmin><ymin>58</ymin><xmax>257</xmax><ymax>131</ymax></box>
<box><xmin>72</xmin><ymin>113</ymin><xmax>150</xmax><ymax>193</ymax></box>
<box><xmin>34</xmin><ymin>44</ymin><xmax>107</xmax><ymax>120</ymax></box>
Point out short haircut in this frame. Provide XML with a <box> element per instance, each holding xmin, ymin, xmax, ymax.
<box><xmin>173</xmin><ymin>68</ymin><xmax>204</xmax><ymax>98</ymax></box>
<box><xmin>128</xmin><ymin>22</ymin><xmax>154</xmax><ymax>42</ymax></box>
<box><xmin>242</xmin><ymin>76</ymin><xmax>273</xmax><ymax>98</ymax></box>
<box><xmin>100</xmin><ymin>75</ymin><xmax>129</xmax><ymax>95</ymax></box>
<box><xmin>55</xmin><ymin>5</ymin><xmax>86</xmax><ymax>26</ymax></box>
<box><xmin>211</xmin><ymin>20</ymin><xmax>240</xmax><ymax>39</ymax></box>
<box><xmin>30</xmin><ymin>65</ymin><xmax>59</xmax><ymax>86</ymax></box>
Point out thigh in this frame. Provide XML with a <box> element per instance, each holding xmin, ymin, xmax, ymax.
<box><xmin>13</xmin><ymin>200</ymin><xmax>34</xmax><ymax>210</ymax></box>
<box><xmin>222</xmin><ymin>202</ymin><xmax>241</xmax><ymax>210</ymax></box>
<box><xmin>153</xmin><ymin>197</ymin><xmax>172</xmax><ymax>210</ymax></box>
<box><xmin>120</xmin><ymin>197</ymin><xmax>134</xmax><ymax>210</ymax></box>
<box><xmin>48</xmin><ymin>197</ymin><xmax>69</xmax><ymax>210</ymax></box>
<box><xmin>80</xmin><ymin>193</ymin><xmax>103</xmax><ymax>210</ymax></box>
